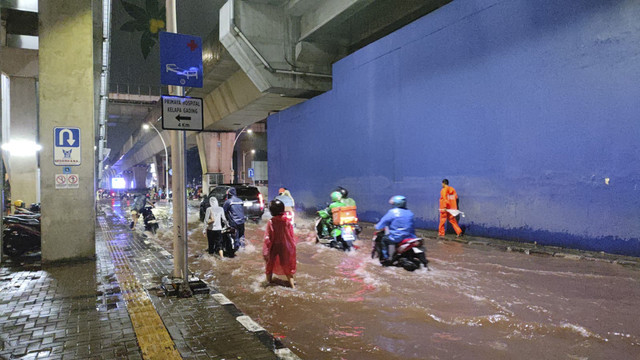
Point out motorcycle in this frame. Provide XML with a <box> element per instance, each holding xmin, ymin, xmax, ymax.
<box><xmin>220</xmin><ymin>226</ymin><xmax>237</xmax><ymax>257</ymax></box>
<box><xmin>371</xmin><ymin>231</ymin><xmax>429</xmax><ymax>271</ymax></box>
<box><xmin>140</xmin><ymin>205</ymin><xmax>159</xmax><ymax>234</ymax></box>
<box><xmin>3</xmin><ymin>214</ymin><xmax>41</xmax><ymax>257</ymax></box>
<box><xmin>315</xmin><ymin>207</ymin><xmax>359</xmax><ymax>251</ymax></box>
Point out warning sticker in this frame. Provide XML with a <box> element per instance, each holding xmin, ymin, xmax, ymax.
<box><xmin>55</xmin><ymin>174</ymin><xmax>79</xmax><ymax>189</ymax></box>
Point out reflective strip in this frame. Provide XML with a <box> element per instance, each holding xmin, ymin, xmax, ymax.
<box><xmin>99</xmin><ymin>219</ymin><xmax>183</xmax><ymax>360</ymax></box>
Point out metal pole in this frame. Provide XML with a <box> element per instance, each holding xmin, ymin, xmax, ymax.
<box><xmin>166</xmin><ymin>0</ymin><xmax>191</xmax><ymax>297</ymax></box>
<box><xmin>231</xmin><ymin>125</ymin><xmax>249</xmax><ymax>184</ymax></box>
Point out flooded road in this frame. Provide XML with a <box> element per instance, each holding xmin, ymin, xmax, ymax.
<box><xmin>122</xmin><ymin>201</ymin><xmax>640</xmax><ymax>359</ymax></box>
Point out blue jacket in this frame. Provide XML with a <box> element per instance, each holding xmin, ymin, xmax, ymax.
<box><xmin>375</xmin><ymin>207</ymin><xmax>416</xmax><ymax>243</ymax></box>
<box><xmin>223</xmin><ymin>188</ymin><xmax>245</xmax><ymax>226</ymax></box>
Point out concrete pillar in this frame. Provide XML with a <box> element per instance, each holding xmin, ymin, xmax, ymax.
<box><xmin>196</xmin><ymin>132</ymin><xmax>235</xmax><ymax>192</ymax></box>
<box><xmin>39</xmin><ymin>0</ymin><xmax>96</xmax><ymax>262</ymax></box>
<box><xmin>8</xmin><ymin>77</ymin><xmax>38</xmax><ymax>206</ymax></box>
<box><xmin>122</xmin><ymin>170</ymin><xmax>134</xmax><ymax>189</ymax></box>
<box><xmin>132</xmin><ymin>166</ymin><xmax>148</xmax><ymax>189</ymax></box>
<box><xmin>155</xmin><ymin>153</ymin><xmax>166</xmax><ymax>189</ymax></box>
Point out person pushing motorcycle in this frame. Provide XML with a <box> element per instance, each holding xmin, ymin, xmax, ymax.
<box><xmin>374</xmin><ymin>195</ymin><xmax>416</xmax><ymax>265</ymax></box>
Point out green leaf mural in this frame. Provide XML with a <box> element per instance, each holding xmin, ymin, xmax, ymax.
<box><xmin>119</xmin><ymin>0</ymin><xmax>166</xmax><ymax>59</ymax></box>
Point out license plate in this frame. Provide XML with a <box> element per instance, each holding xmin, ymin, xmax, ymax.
<box><xmin>342</xmin><ymin>227</ymin><xmax>355</xmax><ymax>241</ymax></box>
<box><xmin>412</xmin><ymin>247</ymin><xmax>423</xmax><ymax>254</ymax></box>
<box><xmin>243</xmin><ymin>201</ymin><xmax>253</xmax><ymax>207</ymax></box>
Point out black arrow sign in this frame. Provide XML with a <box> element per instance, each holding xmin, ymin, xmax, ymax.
<box><xmin>176</xmin><ymin>115</ymin><xmax>191</xmax><ymax>121</ymax></box>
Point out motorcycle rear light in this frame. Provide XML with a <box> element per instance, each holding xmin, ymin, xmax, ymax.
<box><xmin>258</xmin><ymin>193</ymin><xmax>264</xmax><ymax>210</ymax></box>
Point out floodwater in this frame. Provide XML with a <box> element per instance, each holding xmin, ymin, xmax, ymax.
<box><xmin>118</xmin><ymin>201</ymin><xmax>640</xmax><ymax>359</ymax></box>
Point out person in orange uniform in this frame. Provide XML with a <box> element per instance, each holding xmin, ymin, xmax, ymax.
<box><xmin>439</xmin><ymin>179</ymin><xmax>463</xmax><ymax>237</ymax></box>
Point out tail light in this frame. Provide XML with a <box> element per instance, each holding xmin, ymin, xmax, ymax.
<box><xmin>258</xmin><ymin>193</ymin><xmax>264</xmax><ymax>210</ymax></box>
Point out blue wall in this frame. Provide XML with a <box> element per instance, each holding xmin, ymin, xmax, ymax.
<box><xmin>268</xmin><ymin>0</ymin><xmax>640</xmax><ymax>256</ymax></box>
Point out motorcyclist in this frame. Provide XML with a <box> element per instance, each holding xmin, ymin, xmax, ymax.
<box><xmin>374</xmin><ymin>195</ymin><xmax>416</xmax><ymax>264</ymax></box>
<box><xmin>328</xmin><ymin>191</ymin><xmax>345</xmax><ymax>210</ymax></box>
<box><xmin>223</xmin><ymin>187</ymin><xmax>246</xmax><ymax>249</ymax></box>
<box><xmin>336</xmin><ymin>187</ymin><xmax>356</xmax><ymax>207</ymax></box>
<box><xmin>130</xmin><ymin>194</ymin><xmax>153</xmax><ymax>229</ymax></box>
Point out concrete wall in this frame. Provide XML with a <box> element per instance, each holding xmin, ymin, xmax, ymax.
<box><xmin>268</xmin><ymin>0</ymin><xmax>640</xmax><ymax>256</ymax></box>
<box><xmin>9</xmin><ymin>77</ymin><xmax>39</xmax><ymax>206</ymax></box>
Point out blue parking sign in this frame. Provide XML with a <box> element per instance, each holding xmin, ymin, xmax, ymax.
<box><xmin>160</xmin><ymin>32</ymin><xmax>203</xmax><ymax>88</ymax></box>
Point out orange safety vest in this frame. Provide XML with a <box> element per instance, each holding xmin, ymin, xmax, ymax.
<box><xmin>439</xmin><ymin>185</ymin><xmax>458</xmax><ymax>210</ymax></box>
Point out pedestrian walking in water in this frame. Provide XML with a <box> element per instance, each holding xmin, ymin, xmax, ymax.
<box><xmin>202</xmin><ymin>197</ymin><xmax>229</xmax><ymax>257</ymax></box>
<box><xmin>263</xmin><ymin>199</ymin><xmax>297</xmax><ymax>288</ymax></box>
<box><xmin>223</xmin><ymin>187</ymin><xmax>246</xmax><ymax>249</ymax></box>
<box><xmin>438</xmin><ymin>179</ymin><xmax>463</xmax><ymax>237</ymax></box>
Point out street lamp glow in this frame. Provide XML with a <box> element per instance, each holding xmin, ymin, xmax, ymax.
<box><xmin>143</xmin><ymin>120</ymin><xmax>170</xmax><ymax>194</ymax></box>
<box><xmin>1</xmin><ymin>140</ymin><xmax>42</xmax><ymax>156</ymax></box>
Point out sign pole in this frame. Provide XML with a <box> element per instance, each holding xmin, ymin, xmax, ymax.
<box><xmin>166</xmin><ymin>0</ymin><xmax>192</xmax><ymax>297</ymax></box>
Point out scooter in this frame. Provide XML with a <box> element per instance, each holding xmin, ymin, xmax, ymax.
<box><xmin>3</xmin><ymin>215</ymin><xmax>41</xmax><ymax>257</ymax></box>
<box><xmin>371</xmin><ymin>231</ymin><xmax>429</xmax><ymax>271</ymax></box>
<box><xmin>140</xmin><ymin>205</ymin><xmax>159</xmax><ymax>234</ymax></box>
<box><xmin>220</xmin><ymin>226</ymin><xmax>237</xmax><ymax>258</ymax></box>
<box><xmin>315</xmin><ymin>209</ymin><xmax>357</xmax><ymax>251</ymax></box>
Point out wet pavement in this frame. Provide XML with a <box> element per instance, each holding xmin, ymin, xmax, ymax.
<box><xmin>0</xmin><ymin>200</ymin><xmax>296</xmax><ymax>360</ymax></box>
<box><xmin>2</xmin><ymin>199</ymin><xmax>639</xmax><ymax>359</ymax></box>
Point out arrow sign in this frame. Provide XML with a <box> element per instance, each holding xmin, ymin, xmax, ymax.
<box><xmin>54</xmin><ymin>127</ymin><xmax>81</xmax><ymax>166</ymax></box>
<box><xmin>161</xmin><ymin>95</ymin><xmax>203</xmax><ymax>131</ymax></box>
<box><xmin>54</xmin><ymin>128</ymin><xmax>80</xmax><ymax>148</ymax></box>
<box><xmin>58</xmin><ymin>129</ymin><xmax>76</xmax><ymax>146</ymax></box>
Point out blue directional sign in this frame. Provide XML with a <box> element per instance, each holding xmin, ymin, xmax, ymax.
<box><xmin>54</xmin><ymin>127</ymin><xmax>81</xmax><ymax>166</ymax></box>
<box><xmin>160</xmin><ymin>32</ymin><xmax>203</xmax><ymax>88</ymax></box>
<box><xmin>248</xmin><ymin>168</ymin><xmax>254</xmax><ymax>178</ymax></box>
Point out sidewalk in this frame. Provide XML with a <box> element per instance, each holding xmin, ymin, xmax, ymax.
<box><xmin>0</xmin><ymin>209</ymin><xmax>299</xmax><ymax>359</ymax></box>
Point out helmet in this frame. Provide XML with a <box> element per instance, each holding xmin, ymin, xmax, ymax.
<box><xmin>336</xmin><ymin>186</ymin><xmax>348</xmax><ymax>199</ymax></box>
<box><xmin>389</xmin><ymin>195</ymin><xmax>407</xmax><ymax>208</ymax></box>
<box><xmin>14</xmin><ymin>200</ymin><xmax>24</xmax><ymax>208</ymax></box>
<box><xmin>269</xmin><ymin>199</ymin><xmax>285</xmax><ymax>216</ymax></box>
<box><xmin>330</xmin><ymin>191</ymin><xmax>343</xmax><ymax>202</ymax></box>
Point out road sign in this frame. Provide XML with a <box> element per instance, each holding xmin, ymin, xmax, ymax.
<box><xmin>160</xmin><ymin>32</ymin><xmax>203</xmax><ymax>88</ymax></box>
<box><xmin>161</xmin><ymin>95</ymin><xmax>203</xmax><ymax>131</ymax></box>
<box><xmin>54</xmin><ymin>127</ymin><xmax>81</xmax><ymax>166</ymax></box>
<box><xmin>248</xmin><ymin>168</ymin><xmax>254</xmax><ymax>178</ymax></box>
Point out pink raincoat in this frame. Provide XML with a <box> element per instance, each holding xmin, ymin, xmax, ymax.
<box><xmin>263</xmin><ymin>214</ymin><xmax>296</xmax><ymax>276</ymax></box>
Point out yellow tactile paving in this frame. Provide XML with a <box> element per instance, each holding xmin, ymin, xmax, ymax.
<box><xmin>99</xmin><ymin>218</ymin><xmax>183</xmax><ymax>360</ymax></box>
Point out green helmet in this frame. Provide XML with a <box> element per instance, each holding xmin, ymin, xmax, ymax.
<box><xmin>330</xmin><ymin>191</ymin><xmax>342</xmax><ymax>202</ymax></box>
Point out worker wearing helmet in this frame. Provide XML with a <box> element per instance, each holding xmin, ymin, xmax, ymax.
<box><xmin>374</xmin><ymin>195</ymin><xmax>416</xmax><ymax>263</ymax></box>
<box><xmin>336</xmin><ymin>186</ymin><xmax>356</xmax><ymax>207</ymax></box>
<box><xmin>328</xmin><ymin>191</ymin><xmax>345</xmax><ymax>210</ymax></box>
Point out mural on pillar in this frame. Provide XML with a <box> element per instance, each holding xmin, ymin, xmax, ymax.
<box><xmin>119</xmin><ymin>0</ymin><xmax>166</xmax><ymax>59</ymax></box>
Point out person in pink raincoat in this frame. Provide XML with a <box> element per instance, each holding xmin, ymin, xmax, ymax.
<box><xmin>263</xmin><ymin>199</ymin><xmax>297</xmax><ymax>288</ymax></box>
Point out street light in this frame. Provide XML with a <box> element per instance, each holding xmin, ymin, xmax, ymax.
<box><xmin>242</xmin><ymin>149</ymin><xmax>255</xmax><ymax>184</ymax></box>
<box><xmin>231</xmin><ymin>126</ymin><xmax>252</xmax><ymax>183</ymax></box>
<box><xmin>143</xmin><ymin>120</ymin><xmax>169</xmax><ymax>197</ymax></box>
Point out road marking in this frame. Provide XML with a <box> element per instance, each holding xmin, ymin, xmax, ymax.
<box><xmin>212</xmin><ymin>293</ymin><xmax>233</xmax><ymax>305</ymax></box>
<box><xmin>236</xmin><ymin>315</ymin><xmax>265</xmax><ymax>332</ymax></box>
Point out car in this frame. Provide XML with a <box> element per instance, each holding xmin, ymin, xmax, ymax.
<box><xmin>199</xmin><ymin>184</ymin><xmax>265</xmax><ymax>223</ymax></box>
